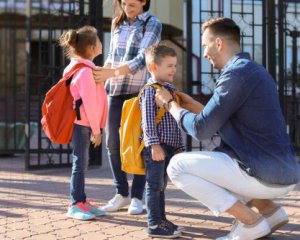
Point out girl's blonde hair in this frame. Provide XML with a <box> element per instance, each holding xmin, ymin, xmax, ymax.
<box><xmin>58</xmin><ymin>25</ymin><xmax>99</xmax><ymax>59</ymax></box>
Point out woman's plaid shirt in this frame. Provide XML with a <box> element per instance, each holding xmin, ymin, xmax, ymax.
<box><xmin>105</xmin><ymin>11</ymin><xmax>162</xmax><ymax>96</ymax></box>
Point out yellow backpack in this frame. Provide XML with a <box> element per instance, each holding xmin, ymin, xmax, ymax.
<box><xmin>119</xmin><ymin>84</ymin><xmax>165</xmax><ymax>175</ymax></box>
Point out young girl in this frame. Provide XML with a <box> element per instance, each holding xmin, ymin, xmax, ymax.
<box><xmin>58</xmin><ymin>26</ymin><xmax>108</xmax><ymax>220</ymax></box>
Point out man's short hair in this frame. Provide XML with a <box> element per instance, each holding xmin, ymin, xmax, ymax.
<box><xmin>145</xmin><ymin>44</ymin><xmax>177</xmax><ymax>67</ymax></box>
<box><xmin>202</xmin><ymin>17</ymin><xmax>240</xmax><ymax>44</ymax></box>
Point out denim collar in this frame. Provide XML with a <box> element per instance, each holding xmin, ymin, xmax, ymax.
<box><xmin>221</xmin><ymin>52</ymin><xmax>251</xmax><ymax>72</ymax></box>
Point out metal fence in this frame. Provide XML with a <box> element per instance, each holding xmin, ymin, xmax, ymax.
<box><xmin>185</xmin><ymin>0</ymin><xmax>300</xmax><ymax>154</ymax></box>
<box><xmin>0</xmin><ymin>0</ymin><xmax>182</xmax><ymax>170</ymax></box>
<box><xmin>0</xmin><ymin>0</ymin><xmax>103</xmax><ymax>169</ymax></box>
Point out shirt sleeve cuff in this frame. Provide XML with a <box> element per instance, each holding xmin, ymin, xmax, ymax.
<box><xmin>177</xmin><ymin>109</ymin><xmax>197</xmax><ymax>134</ymax></box>
<box><xmin>177</xmin><ymin>109</ymin><xmax>189</xmax><ymax>129</ymax></box>
<box><xmin>144</xmin><ymin>138</ymin><xmax>160</xmax><ymax>147</ymax></box>
<box><xmin>91</xmin><ymin>126</ymin><xmax>100</xmax><ymax>135</ymax></box>
<box><xmin>126</xmin><ymin>58</ymin><xmax>143</xmax><ymax>75</ymax></box>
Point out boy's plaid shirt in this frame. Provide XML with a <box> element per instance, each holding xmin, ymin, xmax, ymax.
<box><xmin>105</xmin><ymin>11</ymin><xmax>162</xmax><ymax>96</ymax></box>
<box><xmin>139</xmin><ymin>78</ymin><xmax>185</xmax><ymax>152</ymax></box>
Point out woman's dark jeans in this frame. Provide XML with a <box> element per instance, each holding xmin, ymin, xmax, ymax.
<box><xmin>106</xmin><ymin>94</ymin><xmax>146</xmax><ymax>200</ymax></box>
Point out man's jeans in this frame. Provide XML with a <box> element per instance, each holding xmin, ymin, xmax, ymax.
<box><xmin>106</xmin><ymin>94</ymin><xmax>145</xmax><ymax>200</ymax></box>
<box><xmin>142</xmin><ymin>144</ymin><xmax>175</xmax><ymax>226</ymax></box>
<box><xmin>70</xmin><ymin>124</ymin><xmax>91</xmax><ymax>205</ymax></box>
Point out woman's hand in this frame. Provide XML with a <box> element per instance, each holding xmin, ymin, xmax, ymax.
<box><xmin>155</xmin><ymin>87</ymin><xmax>173</xmax><ymax>108</ymax></box>
<box><xmin>151</xmin><ymin>144</ymin><xmax>165</xmax><ymax>161</ymax></box>
<box><xmin>92</xmin><ymin>67</ymin><xmax>114</xmax><ymax>83</ymax></box>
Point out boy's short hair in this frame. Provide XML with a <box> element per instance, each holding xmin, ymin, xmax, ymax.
<box><xmin>145</xmin><ymin>44</ymin><xmax>177</xmax><ymax>69</ymax></box>
<box><xmin>202</xmin><ymin>17</ymin><xmax>240</xmax><ymax>44</ymax></box>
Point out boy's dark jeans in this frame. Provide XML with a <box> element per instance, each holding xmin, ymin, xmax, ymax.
<box><xmin>142</xmin><ymin>144</ymin><xmax>176</xmax><ymax>227</ymax></box>
<box><xmin>106</xmin><ymin>94</ymin><xmax>146</xmax><ymax>200</ymax></box>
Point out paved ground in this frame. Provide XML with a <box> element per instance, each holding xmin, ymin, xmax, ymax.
<box><xmin>0</xmin><ymin>154</ymin><xmax>300</xmax><ymax>240</ymax></box>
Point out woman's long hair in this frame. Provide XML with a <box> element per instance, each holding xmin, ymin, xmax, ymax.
<box><xmin>112</xmin><ymin>0</ymin><xmax>150</xmax><ymax>30</ymax></box>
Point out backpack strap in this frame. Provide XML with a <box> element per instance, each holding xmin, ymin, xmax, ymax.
<box><xmin>150</xmin><ymin>84</ymin><xmax>165</xmax><ymax>125</ymax></box>
<box><xmin>137</xmin><ymin>83</ymin><xmax>166</xmax><ymax>153</ymax></box>
<box><xmin>142</xmin><ymin>16</ymin><xmax>152</xmax><ymax>36</ymax></box>
<box><xmin>137</xmin><ymin>83</ymin><xmax>179</xmax><ymax>156</ymax></box>
<box><xmin>63</xmin><ymin>63</ymin><xmax>91</xmax><ymax>120</ymax></box>
<box><xmin>138</xmin><ymin>83</ymin><xmax>170</xmax><ymax>122</ymax></box>
<box><xmin>139</xmin><ymin>83</ymin><xmax>179</xmax><ymax>121</ymax></box>
<box><xmin>63</xmin><ymin>63</ymin><xmax>88</xmax><ymax>84</ymax></box>
<box><xmin>75</xmin><ymin>98</ymin><xmax>83</xmax><ymax>120</ymax></box>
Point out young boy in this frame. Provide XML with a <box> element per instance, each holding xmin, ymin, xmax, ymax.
<box><xmin>140</xmin><ymin>44</ymin><xmax>185</xmax><ymax>238</ymax></box>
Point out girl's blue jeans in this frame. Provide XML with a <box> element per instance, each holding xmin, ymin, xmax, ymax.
<box><xmin>70</xmin><ymin>124</ymin><xmax>91</xmax><ymax>205</ymax></box>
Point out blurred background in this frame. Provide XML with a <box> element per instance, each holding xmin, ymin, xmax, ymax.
<box><xmin>0</xmin><ymin>0</ymin><xmax>299</xmax><ymax>170</ymax></box>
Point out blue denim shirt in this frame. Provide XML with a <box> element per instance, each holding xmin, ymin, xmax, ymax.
<box><xmin>179</xmin><ymin>52</ymin><xmax>300</xmax><ymax>185</ymax></box>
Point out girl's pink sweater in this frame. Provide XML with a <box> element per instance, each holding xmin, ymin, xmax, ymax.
<box><xmin>63</xmin><ymin>58</ymin><xmax>108</xmax><ymax>135</ymax></box>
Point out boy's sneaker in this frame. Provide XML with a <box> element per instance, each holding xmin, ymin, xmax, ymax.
<box><xmin>263</xmin><ymin>206</ymin><xmax>289</xmax><ymax>234</ymax></box>
<box><xmin>101</xmin><ymin>194</ymin><xmax>130</xmax><ymax>212</ymax></box>
<box><xmin>128</xmin><ymin>198</ymin><xmax>143</xmax><ymax>215</ymax></box>
<box><xmin>162</xmin><ymin>219</ymin><xmax>185</xmax><ymax>232</ymax></box>
<box><xmin>84</xmin><ymin>200</ymin><xmax>105</xmax><ymax>216</ymax></box>
<box><xmin>148</xmin><ymin>222</ymin><xmax>182</xmax><ymax>239</ymax></box>
<box><xmin>66</xmin><ymin>202</ymin><xmax>96</xmax><ymax>220</ymax></box>
<box><xmin>216</xmin><ymin>218</ymin><xmax>270</xmax><ymax>240</ymax></box>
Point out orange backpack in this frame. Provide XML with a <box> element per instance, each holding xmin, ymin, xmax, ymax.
<box><xmin>41</xmin><ymin>63</ymin><xmax>87</xmax><ymax>144</ymax></box>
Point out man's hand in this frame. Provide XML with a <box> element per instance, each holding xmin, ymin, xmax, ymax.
<box><xmin>91</xmin><ymin>133</ymin><xmax>102</xmax><ymax>147</ymax></box>
<box><xmin>92</xmin><ymin>67</ymin><xmax>114</xmax><ymax>83</ymax></box>
<box><xmin>175</xmin><ymin>91</ymin><xmax>204</xmax><ymax>114</ymax></box>
<box><xmin>155</xmin><ymin>87</ymin><xmax>173</xmax><ymax>108</ymax></box>
<box><xmin>151</xmin><ymin>144</ymin><xmax>165</xmax><ymax>161</ymax></box>
<box><xmin>175</xmin><ymin>91</ymin><xmax>195</xmax><ymax>106</ymax></box>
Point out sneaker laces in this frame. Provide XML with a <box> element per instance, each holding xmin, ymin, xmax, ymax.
<box><xmin>85</xmin><ymin>199</ymin><xmax>99</xmax><ymax>208</ymax></box>
<box><xmin>130</xmin><ymin>198</ymin><xmax>141</xmax><ymax>207</ymax></box>
<box><xmin>108</xmin><ymin>194</ymin><xmax>123</xmax><ymax>205</ymax></box>
<box><xmin>160</xmin><ymin>221</ymin><xmax>173</xmax><ymax>232</ymax></box>
<box><xmin>75</xmin><ymin>202</ymin><xmax>90</xmax><ymax>212</ymax></box>
<box><xmin>163</xmin><ymin>219</ymin><xmax>176</xmax><ymax>229</ymax></box>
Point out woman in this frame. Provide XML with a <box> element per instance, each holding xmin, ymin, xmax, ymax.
<box><xmin>93</xmin><ymin>0</ymin><xmax>162</xmax><ymax>215</ymax></box>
